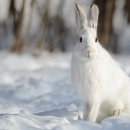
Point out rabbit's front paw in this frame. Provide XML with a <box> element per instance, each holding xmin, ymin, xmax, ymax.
<box><xmin>113</xmin><ymin>109</ymin><xmax>121</xmax><ymax>115</ymax></box>
<box><xmin>113</xmin><ymin>108</ymin><xmax>126</xmax><ymax>116</ymax></box>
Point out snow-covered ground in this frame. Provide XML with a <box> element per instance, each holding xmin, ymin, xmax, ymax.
<box><xmin>0</xmin><ymin>51</ymin><xmax>130</xmax><ymax>130</ymax></box>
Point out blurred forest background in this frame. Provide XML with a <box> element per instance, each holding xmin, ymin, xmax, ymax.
<box><xmin>0</xmin><ymin>0</ymin><xmax>130</xmax><ymax>55</ymax></box>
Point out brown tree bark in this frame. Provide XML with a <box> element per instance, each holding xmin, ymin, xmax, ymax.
<box><xmin>124</xmin><ymin>0</ymin><xmax>130</xmax><ymax>23</ymax></box>
<box><xmin>94</xmin><ymin>0</ymin><xmax>115</xmax><ymax>48</ymax></box>
<box><xmin>9</xmin><ymin>0</ymin><xmax>17</xmax><ymax>34</ymax></box>
<box><xmin>34</xmin><ymin>0</ymin><xmax>50</xmax><ymax>52</ymax></box>
<box><xmin>35</xmin><ymin>0</ymin><xmax>66</xmax><ymax>52</ymax></box>
<box><xmin>11</xmin><ymin>0</ymin><xmax>25</xmax><ymax>52</ymax></box>
<box><xmin>25</xmin><ymin>0</ymin><xmax>36</xmax><ymax>46</ymax></box>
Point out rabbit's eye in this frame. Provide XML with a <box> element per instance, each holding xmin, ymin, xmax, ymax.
<box><xmin>80</xmin><ymin>37</ymin><xmax>82</xmax><ymax>42</ymax></box>
<box><xmin>95</xmin><ymin>37</ymin><xmax>98</xmax><ymax>42</ymax></box>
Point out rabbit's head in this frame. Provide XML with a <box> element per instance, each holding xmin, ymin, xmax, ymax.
<box><xmin>75</xmin><ymin>4</ymin><xmax>99</xmax><ymax>46</ymax></box>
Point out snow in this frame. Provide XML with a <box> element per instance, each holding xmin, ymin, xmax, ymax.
<box><xmin>0</xmin><ymin>51</ymin><xmax>130</xmax><ymax>130</ymax></box>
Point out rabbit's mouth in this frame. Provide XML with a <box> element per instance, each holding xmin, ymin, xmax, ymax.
<box><xmin>86</xmin><ymin>45</ymin><xmax>95</xmax><ymax>56</ymax></box>
<box><xmin>86</xmin><ymin>44</ymin><xmax>95</xmax><ymax>52</ymax></box>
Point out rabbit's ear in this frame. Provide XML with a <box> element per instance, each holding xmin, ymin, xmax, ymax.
<box><xmin>87</xmin><ymin>4</ymin><xmax>99</xmax><ymax>29</ymax></box>
<box><xmin>75</xmin><ymin>4</ymin><xmax>87</xmax><ymax>29</ymax></box>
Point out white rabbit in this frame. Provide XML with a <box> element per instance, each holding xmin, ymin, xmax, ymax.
<box><xmin>71</xmin><ymin>3</ymin><xmax>130</xmax><ymax>123</ymax></box>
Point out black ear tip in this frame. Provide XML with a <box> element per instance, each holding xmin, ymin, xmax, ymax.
<box><xmin>90</xmin><ymin>1</ymin><xmax>95</xmax><ymax>8</ymax></box>
<box><xmin>75</xmin><ymin>3</ymin><xmax>78</xmax><ymax>8</ymax></box>
<box><xmin>90</xmin><ymin>4</ymin><xmax>93</xmax><ymax>8</ymax></box>
<box><xmin>90</xmin><ymin>3</ymin><xmax>98</xmax><ymax>8</ymax></box>
<box><xmin>75</xmin><ymin>3</ymin><xmax>78</xmax><ymax>10</ymax></box>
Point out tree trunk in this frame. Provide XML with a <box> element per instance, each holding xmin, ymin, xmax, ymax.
<box><xmin>11</xmin><ymin>0</ymin><xmax>25</xmax><ymax>52</ymax></box>
<box><xmin>9</xmin><ymin>0</ymin><xmax>17</xmax><ymax>34</ymax></box>
<box><xmin>124</xmin><ymin>0</ymin><xmax>130</xmax><ymax>23</ymax></box>
<box><xmin>94</xmin><ymin>0</ymin><xmax>115</xmax><ymax>48</ymax></box>
<box><xmin>25</xmin><ymin>0</ymin><xmax>36</xmax><ymax>47</ymax></box>
<box><xmin>34</xmin><ymin>0</ymin><xmax>50</xmax><ymax>51</ymax></box>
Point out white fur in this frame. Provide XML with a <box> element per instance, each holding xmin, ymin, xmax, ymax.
<box><xmin>71</xmin><ymin>4</ymin><xmax>130</xmax><ymax>123</ymax></box>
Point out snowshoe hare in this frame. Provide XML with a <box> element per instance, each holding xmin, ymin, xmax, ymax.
<box><xmin>71</xmin><ymin>3</ymin><xmax>130</xmax><ymax>123</ymax></box>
